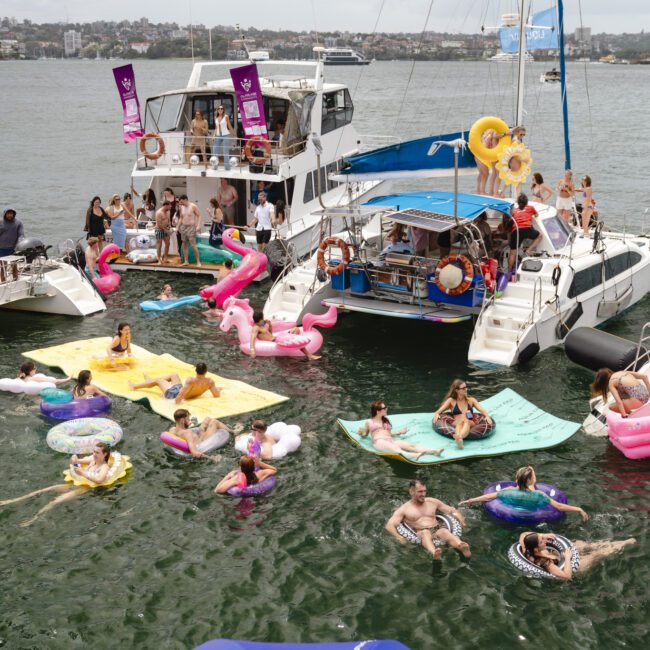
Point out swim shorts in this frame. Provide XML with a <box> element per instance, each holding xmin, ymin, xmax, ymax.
<box><xmin>509</xmin><ymin>227</ymin><xmax>539</xmax><ymax>249</ymax></box>
<box><xmin>555</xmin><ymin>196</ymin><xmax>573</xmax><ymax>210</ymax></box>
<box><xmin>256</xmin><ymin>229</ymin><xmax>272</xmax><ymax>245</ymax></box>
<box><xmin>155</xmin><ymin>228</ymin><xmax>169</xmax><ymax>240</ymax></box>
<box><xmin>179</xmin><ymin>224</ymin><xmax>197</xmax><ymax>243</ymax></box>
<box><xmin>164</xmin><ymin>383</ymin><xmax>183</xmax><ymax>399</ymax></box>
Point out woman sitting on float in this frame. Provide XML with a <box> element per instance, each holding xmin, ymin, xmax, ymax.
<box><xmin>0</xmin><ymin>442</ymin><xmax>128</xmax><ymax>527</ymax></box>
<box><xmin>18</xmin><ymin>361</ymin><xmax>70</xmax><ymax>386</ymax></box>
<box><xmin>433</xmin><ymin>379</ymin><xmax>493</xmax><ymax>449</ymax></box>
<box><xmin>72</xmin><ymin>370</ymin><xmax>107</xmax><ymax>400</ymax></box>
<box><xmin>214</xmin><ymin>455</ymin><xmax>277</xmax><ymax>495</ymax></box>
<box><xmin>106</xmin><ymin>322</ymin><xmax>133</xmax><ymax>363</ymax></box>
<box><xmin>359</xmin><ymin>400</ymin><xmax>443</xmax><ymax>462</ymax></box>
<box><xmin>591</xmin><ymin>367</ymin><xmax>650</xmax><ymax>417</ymax></box>
<box><xmin>459</xmin><ymin>465</ymin><xmax>588</xmax><ymax>522</ymax></box>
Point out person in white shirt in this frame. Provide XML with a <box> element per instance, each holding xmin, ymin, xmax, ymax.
<box><xmin>249</xmin><ymin>192</ymin><xmax>274</xmax><ymax>252</ymax></box>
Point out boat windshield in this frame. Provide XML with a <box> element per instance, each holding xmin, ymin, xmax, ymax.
<box><xmin>542</xmin><ymin>215</ymin><xmax>572</xmax><ymax>250</ymax></box>
<box><xmin>145</xmin><ymin>94</ymin><xmax>184</xmax><ymax>133</ymax></box>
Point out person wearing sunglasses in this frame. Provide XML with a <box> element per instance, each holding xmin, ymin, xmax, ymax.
<box><xmin>433</xmin><ymin>379</ymin><xmax>492</xmax><ymax>449</ymax></box>
<box><xmin>213</xmin><ymin>105</ymin><xmax>236</xmax><ymax>170</ymax></box>
<box><xmin>358</xmin><ymin>400</ymin><xmax>443</xmax><ymax>461</ymax></box>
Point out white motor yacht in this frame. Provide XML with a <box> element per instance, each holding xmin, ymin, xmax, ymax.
<box><xmin>322</xmin><ymin>48</ymin><xmax>371</xmax><ymax>66</ymax></box>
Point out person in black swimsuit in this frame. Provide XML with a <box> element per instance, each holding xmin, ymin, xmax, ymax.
<box><xmin>433</xmin><ymin>379</ymin><xmax>492</xmax><ymax>449</ymax></box>
<box><xmin>106</xmin><ymin>322</ymin><xmax>132</xmax><ymax>361</ymax></box>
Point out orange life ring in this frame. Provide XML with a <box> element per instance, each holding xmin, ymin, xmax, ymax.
<box><xmin>245</xmin><ymin>138</ymin><xmax>272</xmax><ymax>165</ymax></box>
<box><xmin>139</xmin><ymin>132</ymin><xmax>165</xmax><ymax>160</ymax></box>
<box><xmin>317</xmin><ymin>237</ymin><xmax>350</xmax><ymax>276</ymax></box>
<box><xmin>435</xmin><ymin>255</ymin><xmax>474</xmax><ymax>295</ymax></box>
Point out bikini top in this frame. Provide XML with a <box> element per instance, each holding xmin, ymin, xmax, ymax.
<box><xmin>111</xmin><ymin>339</ymin><xmax>127</xmax><ymax>352</ymax></box>
<box><xmin>368</xmin><ymin>419</ymin><xmax>391</xmax><ymax>433</ymax></box>
<box><xmin>451</xmin><ymin>401</ymin><xmax>474</xmax><ymax>416</ymax></box>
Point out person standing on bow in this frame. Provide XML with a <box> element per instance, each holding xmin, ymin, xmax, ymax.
<box><xmin>0</xmin><ymin>208</ymin><xmax>24</xmax><ymax>257</ymax></box>
<box><xmin>213</xmin><ymin>105</ymin><xmax>236</xmax><ymax>171</ymax></box>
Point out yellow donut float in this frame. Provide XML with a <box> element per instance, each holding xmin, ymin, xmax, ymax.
<box><xmin>468</xmin><ymin>116</ymin><xmax>511</xmax><ymax>165</ymax></box>
<box><xmin>495</xmin><ymin>142</ymin><xmax>533</xmax><ymax>186</ymax></box>
<box><xmin>63</xmin><ymin>452</ymin><xmax>132</xmax><ymax>488</ymax></box>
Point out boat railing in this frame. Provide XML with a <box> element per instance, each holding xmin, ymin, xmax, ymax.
<box><xmin>627</xmin><ymin>321</ymin><xmax>650</xmax><ymax>371</ymax></box>
<box><xmin>517</xmin><ymin>275</ymin><xmax>544</xmax><ymax>343</ymax></box>
<box><xmin>135</xmin><ymin>134</ymin><xmax>307</xmax><ymax>174</ymax></box>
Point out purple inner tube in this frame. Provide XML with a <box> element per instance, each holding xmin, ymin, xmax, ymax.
<box><xmin>227</xmin><ymin>475</ymin><xmax>277</xmax><ymax>497</ymax></box>
<box><xmin>40</xmin><ymin>395</ymin><xmax>112</xmax><ymax>420</ymax></box>
<box><xmin>483</xmin><ymin>481</ymin><xmax>567</xmax><ymax>525</ymax></box>
<box><xmin>432</xmin><ymin>413</ymin><xmax>495</xmax><ymax>440</ymax></box>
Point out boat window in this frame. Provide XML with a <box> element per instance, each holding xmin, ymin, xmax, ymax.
<box><xmin>604</xmin><ymin>251</ymin><xmax>642</xmax><ymax>280</ymax></box>
<box><xmin>155</xmin><ymin>94</ymin><xmax>184</xmax><ymax>132</ymax></box>
<box><xmin>303</xmin><ymin>172</ymin><xmax>314</xmax><ymax>203</ymax></box>
<box><xmin>192</xmin><ymin>95</ymin><xmax>235</xmax><ymax>130</ymax></box>
<box><xmin>568</xmin><ymin>263</ymin><xmax>603</xmax><ymax>298</ymax></box>
<box><xmin>266</xmin><ymin>98</ymin><xmax>288</xmax><ymax>131</ymax></box>
<box><xmin>144</xmin><ymin>97</ymin><xmax>163</xmax><ymax>132</ymax></box>
<box><xmin>542</xmin><ymin>215</ymin><xmax>571</xmax><ymax>250</ymax></box>
<box><xmin>321</xmin><ymin>89</ymin><xmax>354</xmax><ymax>135</ymax></box>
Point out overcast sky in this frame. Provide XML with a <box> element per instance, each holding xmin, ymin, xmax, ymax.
<box><xmin>3</xmin><ymin>0</ymin><xmax>648</xmax><ymax>34</ymax></box>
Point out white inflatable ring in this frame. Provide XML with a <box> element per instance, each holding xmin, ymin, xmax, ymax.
<box><xmin>0</xmin><ymin>374</ymin><xmax>57</xmax><ymax>395</ymax></box>
<box><xmin>46</xmin><ymin>417</ymin><xmax>123</xmax><ymax>454</ymax></box>
<box><xmin>396</xmin><ymin>514</ymin><xmax>463</xmax><ymax>548</ymax></box>
<box><xmin>235</xmin><ymin>422</ymin><xmax>302</xmax><ymax>459</ymax></box>
<box><xmin>508</xmin><ymin>534</ymin><xmax>580</xmax><ymax>579</ymax></box>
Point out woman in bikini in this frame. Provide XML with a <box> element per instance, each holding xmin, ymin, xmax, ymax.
<box><xmin>107</xmin><ymin>322</ymin><xmax>132</xmax><ymax>361</ymax></box>
<box><xmin>72</xmin><ymin>370</ymin><xmax>106</xmax><ymax>400</ymax></box>
<box><xmin>530</xmin><ymin>172</ymin><xmax>554</xmax><ymax>204</ymax></box>
<box><xmin>358</xmin><ymin>400</ymin><xmax>443</xmax><ymax>461</ymax></box>
<box><xmin>578</xmin><ymin>175</ymin><xmax>595</xmax><ymax>235</ymax></box>
<box><xmin>433</xmin><ymin>379</ymin><xmax>493</xmax><ymax>449</ymax></box>
<box><xmin>519</xmin><ymin>532</ymin><xmax>635</xmax><ymax>580</ymax></box>
<box><xmin>591</xmin><ymin>367</ymin><xmax>650</xmax><ymax>417</ymax></box>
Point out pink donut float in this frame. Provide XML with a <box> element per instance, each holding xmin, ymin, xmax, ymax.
<box><xmin>606</xmin><ymin>402</ymin><xmax>650</xmax><ymax>460</ymax></box>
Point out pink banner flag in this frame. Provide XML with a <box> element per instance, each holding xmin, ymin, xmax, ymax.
<box><xmin>230</xmin><ymin>63</ymin><xmax>268</xmax><ymax>142</ymax></box>
<box><xmin>112</xmin><ymin>64</ymin><xmax>145</xmax><ymax>143</ymax></box>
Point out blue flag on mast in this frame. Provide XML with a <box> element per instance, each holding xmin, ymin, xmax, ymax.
<box><xmin>500</xmin><ymin>7</ymin><xmax>558</xmax><ymax>53</ymax></box>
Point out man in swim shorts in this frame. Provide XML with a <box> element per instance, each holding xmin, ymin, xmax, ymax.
<box><xmin>129</xmin><ymin>362</ymin><xmax>222</xmax><ymax>403</ymax></box>
<box><xmin>385</xmin><ymin>479</ymin><xmax>470</xmax><ymax>560</ymax></box>
<box><xmin>169</xmin><ymin>408</ymin><xmax>232</xmax><ymax>459</ymax></box>
<box><xmin>178</xmin><ymin>194</ymin><xmax>202</xmax><ymax>267</ymax></box>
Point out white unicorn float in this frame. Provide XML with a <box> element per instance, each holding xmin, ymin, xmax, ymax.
<box><xmin>219</xmin><ymin>296</ymin><xmax>337</xmax><ymax>358</ymax></box>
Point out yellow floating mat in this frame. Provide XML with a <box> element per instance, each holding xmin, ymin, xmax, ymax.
<box><xmin>23</xmin><ymin>338</ymin><xmax>288</xmax><ymax>422</ymax></box>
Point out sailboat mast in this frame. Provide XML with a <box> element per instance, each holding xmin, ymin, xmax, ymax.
<box><xmin>557</xmin><ymin>0</ymin><xmax>571</xmax><ymax>170</ymax></box>
<box><xmin>514</xmin><ymin>0</ymin><xmax>528</xmax><ymax>129</ymax></box>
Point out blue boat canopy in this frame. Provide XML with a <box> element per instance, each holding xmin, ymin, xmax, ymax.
<box><xmin>364</xmin><ymin>191</ymin><xmax>512</xmax><ymax>232</ymax></box>
<box><xmin>331</xmin><ymin>132</ymin><xmax>476</xmax><ymax>182</ymax></box>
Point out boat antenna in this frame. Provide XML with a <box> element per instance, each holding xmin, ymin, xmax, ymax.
<box><xmin>557</xmin><ymin>0</ymin><xmax>571</xmax><ymax>170</ymax></box>
<box><xmin>188</xmin><ymin>0</ymin><xmax>195</xmax><ymax>64</ymax></box>
<box><xmin>236</xmin><ymin>24</ymin><xmax>253</xmax><ymax>62</ymax></box>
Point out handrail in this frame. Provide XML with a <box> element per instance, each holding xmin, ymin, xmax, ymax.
<box><xmin>630</xmin><ymin>321</ymin><xmax>650</xmax><ymax>371</ymax></box>
<box><xmin>516</xmin><ymin>275</ymin><xmax>544</xmax><ymax>343</ymax></box>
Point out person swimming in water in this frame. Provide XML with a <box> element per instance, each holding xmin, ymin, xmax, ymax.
<box><xmin>214</xmin><ymin>455</ymin><xmax>277</xmax><ymax>494</ymax></box>
<box><xmin>358</xmin><ymin>400</ymin><xmax>443</xmax><ymax>461</ymax></box>
<box><xmin>71</xmin><ymin>370</ymin><xmax>107</xmax><ymax>400</ymax></box>
<box><xmin>433</xmin><ymin>379</ymin><xmax>492</xmax><ymax>449</ymax></box>
<box><xmin>458</xmin><ymin>465</ymin><xmax>589</xmax><ymax>522</ymax></box>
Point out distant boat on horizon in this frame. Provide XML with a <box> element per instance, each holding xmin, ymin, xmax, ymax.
<box><xmin>322</xmin><ymin>48</ymin><xmax>371</xmax><ymax>66</ymax></box>
<box><xmin>490</xmin><ymin>51</ymin><xmax>535</xmax><ymax>63</ymax></box>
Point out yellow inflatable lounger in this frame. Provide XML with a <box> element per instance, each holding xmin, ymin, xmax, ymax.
<box><xmin>23</xmin><ymin>338</ymin><xmax>288</xmax><ymax>422</ymax></box>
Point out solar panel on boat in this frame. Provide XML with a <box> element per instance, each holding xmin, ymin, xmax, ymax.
<box><xmin>383</xmin><ymin>208</ymin><xmax>460</xmax><ymax>232</ymax></box>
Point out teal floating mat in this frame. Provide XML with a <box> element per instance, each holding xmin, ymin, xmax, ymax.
<box><xmin>336</xmin><ymin>388</ymin><xmax>580</xmax><ymax>465</ymax></box>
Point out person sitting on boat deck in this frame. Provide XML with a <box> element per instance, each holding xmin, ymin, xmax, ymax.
<box><xmin>458</xmin><ymin>465</ymin><xmax>589</xmax><ymax>522</ymax></box>
<box><xmin>202</xmin><ymin>297</ymin><xmax>224</xmax><ymax>320</ymax></box>
<box><xmin>157</xmin><ymin>284</ymin><xmax>176</xmax><ymax>301</ymax></box>
<box><xmin>84</xmin><ymin>236</ymin><xmax>101</xmax><ymax>279</ymax></box>
<box><xmin>555</xmin><ymin>169</ymin><xmax>575</xmax><ymax>223</ymax></box>
<box><xmin>214</xmin><ymin>455</ymin><xmax>277</xmax><ymax>494</ymax></box>
<box><xmin>591</xmin><ymin>368</ymin><xmax>650</xmax><ymax>417</ymax></box>
<box><xmin>531</xmin><ymin>172</ymin><xmax>554</xmax><ymax>204</ymax></box>
<box><xmin>519</xmin><ymin>532</ymin><xmax>635</xmax><ymax>580</ymax></box>
<box><xmin>474</xmin><ymin>212</ymin><xmax>494</xmax><ymax>258</ymax></box>
<box><xmin>0</xmin><ymin>208</ymin><xmax>25</xmax><ymax>257</ymax></box>
<box><xmin>178</xmin><ymin>195</ymin><xmax>202</xmax><ymax>267</ymax></box>
<box><xmin>507</xmin><ymin>193</ymin><xmax>542</xmax><ymax>275</ymax></box>
<box><xmin>72</xmin><ymin>370</ymin><xmax>107</xmax><ymax>400</ymax></box>
<box><xmin>359</xmin><ymin>401</ymin><xmax>443</xmax><ymax>461</ymax></box>
<box><xmin>129</xmin><ymin>362</ymin><xmax>222</xmax><ymax>403</ymax></box>
<box><xmin>385</xmin><ymin>479</ymin><xmax>470</xmax><ymax>560</ymax></box>
<box><xmin>0</xmin><ymin>442</ymin><xmax>114</xmax><ymax>528</ymax></box>
<box><xmin>410</xmin><ymin>226</ymin><xmax>429</xmax><ymax>257</ymax></box>
<box><xmin>107</xmin><ymin>322</ymin><xmax>132</xmax><ymax>361</ymax></box>
<box><xmin>250</xmin><ymin>310</ymin><xmax>321</xmax><ymax>361</ymax></box>
<box><xmin>217</xmin><ymin>178</ymin><xmax>238</xmax><ymax>226</ymax></box>
<box><xmin>169</xmin><ymin>408</ymin><xmax>233</xmax><ymax>460</ymax></box>
<box><xmin>218</xmin><ymin>258</ymin><xmax>233</xmax><ymax>281</ymax></box>
<box><xmin>17</xmin><ymin>361</ymin><xmax>70</xmax><ymax>385</ymax></box>
<box><xmin>577</xmin><ymin>175</ymin><xmax>596</xmax><ymax>236</ymax></box>
<box><xmin>433</xmin><ymin>379</ymin><xmax>493</xmax><ymax>450</ymax></box>
<box><xmin>84</xmin><ymin>196</ymin><xmax>107</xmax><ymax>246</ymax></box>
<box><xmin>155</xmin><ymin>201</ymin><xmax>172</xmax><ymax>264</ymax></box>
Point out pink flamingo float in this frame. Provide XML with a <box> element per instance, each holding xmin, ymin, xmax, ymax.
<box><xmin>220</xmin><ymin>296</ymin><xmax>338</xmax><ymax>357</ymax></box>
<box><xmin>94</xmin><ymin>244</ymin><xmax>121</xmax><ymax>294</ymax></box>
<box><xmin>200</xmin><ymin>228</ymin><xmax>267</xmax><ymax>307</ymax></box>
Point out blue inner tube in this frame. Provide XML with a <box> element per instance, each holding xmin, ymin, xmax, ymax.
<box><xmin>508</xmin><ymin>534</ymin><xmax>581</xmax><ymax>579</ymax></box>
<box><xmin>227</xmin><ymin>475</ymin><xmax>277</xmax><ymax>498</ymax></box>
<box><xmin>432</xmin><ymin>412</ymin><xmax>495</xmax><ymax>440</ymax></box>
<box><xmin>484</xmin><ymin>481</ymin><xmax>567</xmax><ymax>525</ymax></box>
<box><xmin>40</xmin><ymin>395</ymin><xmax>112</xmax><ymax>420</ymax></box>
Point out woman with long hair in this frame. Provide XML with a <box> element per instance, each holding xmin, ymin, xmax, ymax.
<box><xmin>122</xmin><ymin>192</ymin><xmax>136</xmax><ymax>229</ymax></box>
<box><xmin>85</xmin><ymin>196</ymin><xmax>107</xmax><ymax>244</ymax></box>
<box><xmin>72</xmin><ymin>370</ymin><xmax>106</xmax><ymax>399</ymax></box>
<box><xmin>107</xmin><ymin>322</ymin><xmax>132</xmax><ymax>361</ymax></box>
<box><xmin>458</xmin><ymin>465</ymin><xmax>588</xmax><ymax>521</ymax></box>
<box><xmin>530</xmin><ymin>172</ymin><xmax>554</xmax><ymax>203</ymax></box>
<box><xmin>0</xmin><ymin>443</ymin><xmax>114</xmax><ymax>527</ymax></box>
<box><xmin>578</xmin><ymin>175</ymin><xmax>595</xmax><ymax>235</ymax></box>
<box><xmin>214</xmin><ymin>455</ymin><xmax>277</xmax><ymax>494</ymax></box>
<box><xmin>208</xmin><ymin>197</ymin><xmax>225</xmax><ymax>248</ymax></box>
<box><xmin>106</xmin><ymin>193</ymin><xmax>127</xmax><ymax>250</ymax></box>
<box><xmin>213</xmin><ymin>104</ymin><xmax>236</xmax><ymax>170</ymax></box>
<box><xmin>433</xmin><ymin>379</ymin><xmax>492</xmax><ymax>449</ymax></box>
<box><xmin>16</xmin><ymin>361</ymin><xmax>69</xmax><ymax>385</ymax></box>
<box><xmin>358</xmin><ymin>400</ymin><xmax>443</xmax><ymax>461</ymax></box>
<box><xmin>519</xmin><ymin>532</ymin><xmax>635</xmax><ymax>580</ymax></box>
<box><xmin>591</xmin><ymin>367</ymin><xmax>650</xmax><ymax>417</ymax></box>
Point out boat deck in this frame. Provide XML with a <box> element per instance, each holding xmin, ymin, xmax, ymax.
<box><xmin>112</xmin><ymin>255</ymin><xmax>224</xmax><ymax>278</ymax></box>
<box><xmin>321</xmin><ymin>295</ymin><xmax>472</xmax><ymax>323</ymax></box>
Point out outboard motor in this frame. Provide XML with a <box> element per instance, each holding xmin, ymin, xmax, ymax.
<box><xmin>14</xmin><ymin>238</ymin><xmax>50</xmax><ymax>263</ymax></box>
<box><xmin>61</xmin><ymin>243</ymin><xmax>86</xmax><ymax>270</ymax></box>
<box><xmin>565</xmin><ymin>327</ymin><xmax>649</xmax><ymax>372</ymax></box>
<box><xmin>266</xmin><ymin>239</ymin><xmax>297</xmax><ymax>281</ymax></box>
